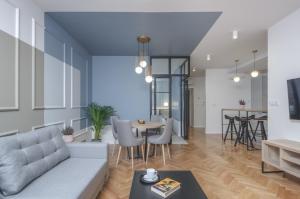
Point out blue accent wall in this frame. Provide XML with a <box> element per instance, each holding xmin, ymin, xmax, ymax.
<box><xmin>92</xmin><ymin>56</ymin><xmax>150</xmax><ymax>121</ymax></box>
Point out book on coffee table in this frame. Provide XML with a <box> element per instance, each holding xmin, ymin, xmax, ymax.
<box><xmin>151</xmin><ymin>178</ymin><xmax>181</xmax><ymax>198</ymax></box>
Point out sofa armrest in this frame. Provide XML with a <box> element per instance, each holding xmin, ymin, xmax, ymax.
<box><xmin>67</xmin><ymin>142</ymin><xmax>108</xmax><ymax>159</ymax></box>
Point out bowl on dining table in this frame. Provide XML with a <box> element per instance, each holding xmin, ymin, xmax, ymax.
<box><xmin>138</xmin><ymin>120</ymin><xmax>145</xmax><ymax>124</ymax></box>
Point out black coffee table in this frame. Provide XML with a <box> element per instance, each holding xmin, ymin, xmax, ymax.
<box><xmin>129</xmin><ymin>170</ymin><xmax>207</xmax><ymax>199</ymax></box>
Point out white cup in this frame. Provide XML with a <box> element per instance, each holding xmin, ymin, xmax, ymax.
<box><xmin>145</xmin><ymin>168</ymin><xmax>157</xmax><ymax>179</ymax></box>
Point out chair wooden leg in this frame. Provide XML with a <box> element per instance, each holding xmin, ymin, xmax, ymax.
<box><xmin>131</xmin><ymin>147</ymin><xmax>134</xmax><ymax>170</ymax></box>
<box><xmin>146</xmin><ymin>144</ymin><xmax>150</xmax><ymax>165</ymax></box>
<box><xmin>154</xmin><ymin>144</ymin><xmax>157</xmax><ymax>157</ymax></box>
<box><xmin>116</xmin><ymin>146</ymin><xmax>122</xmax><ymax>167</ymax></box>
<box><xmin>167</xmin><ymin>144</ymin><xmax>171</xmax><ymax>159</ymax></box>
<box><xmin>161</xmin><ymin>144</ymin><xmax>166</xmax><ymax>165</ymax></box>
<box><xmin>141</xmin><ymin>145</ymin><xmax>145</xmax><ymax>161</ymax></box>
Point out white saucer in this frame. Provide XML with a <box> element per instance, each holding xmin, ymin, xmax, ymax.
<box><xmin>143</xmin><ymin>175</ymin><xmax>159</xmax><ymax>182</ymax></box>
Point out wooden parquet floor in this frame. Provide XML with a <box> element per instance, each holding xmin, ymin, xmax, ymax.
<box><xmin>97</xmin><ymin>128</ymin><xmax>300</xmax><ymax>199</ymax></box>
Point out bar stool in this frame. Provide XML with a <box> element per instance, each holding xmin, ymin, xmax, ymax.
<box><xmin>223</xmin><ymin>115</ymin><xmax>238</xmax><ymax>143</ymax></box>
<box><xmin>253</xmin><ymin>116</ymin><xmax>268</xmax><ymax>140</ymax></box>
<box><xmin>234</xmin><ymin>115</ymin><xmax>255</xmax><ymax>148</ymax></box>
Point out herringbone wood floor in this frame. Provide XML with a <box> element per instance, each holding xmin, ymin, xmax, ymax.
<box><xmin>97</xmin><ymin>128</ymin><xmax>300</xmax><ymax>199</ymax></box>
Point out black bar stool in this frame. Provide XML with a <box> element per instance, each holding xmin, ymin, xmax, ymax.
<box><xmin>223</xmin><ymin>115</ymin><xmax>238</xmax><ymax>143</ymax></box>
<box><xmin>234</xmin><ymin>115</ymin><xmax>255</xmax><ymax>147</ymax></box>
<box><xmin>253</xmin><ymin>116</ymin><xmax>268</xmax><ymax>140</ymax></box>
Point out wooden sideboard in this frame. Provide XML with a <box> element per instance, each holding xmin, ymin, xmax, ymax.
<box><xmin>262</xmin><ymin>139</ymin><xmax>300</xmax><ymax>177</ymax></box>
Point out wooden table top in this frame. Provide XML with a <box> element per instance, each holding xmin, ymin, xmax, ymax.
<box><xmin>131</xmin><ymin>121</ymin><xmax>163</xmax><ymax>129</ymax></box>
<box><xmin>222</xmin><ymin>108</ymin><xmax>268</xmax><ymax>113</ymax></box>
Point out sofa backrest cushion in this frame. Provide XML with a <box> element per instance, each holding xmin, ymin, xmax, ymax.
<box><xmin>0</xmin><ymin>126</ymin><xmax>70</xmax><ymax>196</ymax></box>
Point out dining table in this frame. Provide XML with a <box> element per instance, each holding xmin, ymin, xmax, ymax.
<box><xmin>131</xmin><ymin>121</ymin><xmax>163</xmax><ymax>161</ymax></box>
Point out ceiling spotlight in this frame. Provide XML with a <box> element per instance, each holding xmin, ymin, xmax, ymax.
<box><xmin>233</xmin><ymin>30</ymin><xmax>239</xmax><ymax>40</ymax></box>
<box><xmin>135</xmin><ymin>66</ymin><xmax>143</xmax><ymax>74</ymax></box>
<box><xmin>192</xmin><ymin>67</ymin><xmax>196</xmax><ymax>72</ymax></box>
<box><xmin>206</xmin><ymin>54</ymin><xmax>211</xmax><ymax>61</ymax></box>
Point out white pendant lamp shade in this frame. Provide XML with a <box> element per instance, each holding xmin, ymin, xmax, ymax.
<box><xmin>251</xmin><ymin>70</ymin><xmax>259</xmax><ymax>78</ymax></box>
<box><xmin>233</xmin><ymin>59</ymin><xmax>240</xmax><ymax>83</ymax></box>
<box><xmin>145</xmin><ymin>64</ymin><xmax>153</xmax><ymax>83</ymax></box>
<box><xmin>145</xmin><ymin>75</ymin><xmax>153</xmax><ymax>83</ymax></box>
<box><xmin>233</xmin><ymin>76</ymin><xmax>240</xmax><ymax>82</ymax></box>
<box><xmin>251</xmin><ymin>50</ymin><xmax>259</xmax><ymax>78</ymax></box>
<box><xmin>135</xmin><ymin>66</ymin><xmax>143</xmax><ymax>74</ymax></box>
<box><xmin>139</xmin><ymin>59</ymin><xmax>147</xmax><ymax>68</ymax></box>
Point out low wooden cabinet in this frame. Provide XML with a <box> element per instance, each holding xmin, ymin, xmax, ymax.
<box><xmin>262</xmin><ymin>139</ymin><xmax>300</xmax><ymax>177</ymax></box>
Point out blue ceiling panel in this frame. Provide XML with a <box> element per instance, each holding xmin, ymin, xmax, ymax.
<box><xmin>47</xmin><ymin>12</ymin><xmax>221</xmax><ymax>56</ymax></box>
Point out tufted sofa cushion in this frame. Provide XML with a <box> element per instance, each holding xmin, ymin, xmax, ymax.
<box><xmin>0</xmin><ymin>126</ymin><xmax>70</xmax><ymax>196</ymax></box>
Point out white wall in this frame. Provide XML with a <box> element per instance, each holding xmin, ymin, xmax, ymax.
<box><xmin>190</xmin><ymin>76</ymin><xmax>206</xmax><ymax>128</ymax></box>
<box><xmin>268</xmin><ymin>8</ymin><xmax>300</xmax><ymax>140</ymax></box>
<box><xmin>205</xmin><ymin>69</ymin><xmax>251</xmax><ymax>134</ymax></box>
<box><xmin>251</xmin><ymin>75</ymin><xmax>268</xmax><ymax>110</ymax></box>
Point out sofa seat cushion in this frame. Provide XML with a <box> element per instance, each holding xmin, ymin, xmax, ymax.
<box><xmin>0</xmin><ymin>126</ymin><xmax>70</xmax><ymax>196</ymax></box>
<box><xmin>2</xmin><ymin>158</ymin><xmax>107</xmax><ymax>199</ymax></box>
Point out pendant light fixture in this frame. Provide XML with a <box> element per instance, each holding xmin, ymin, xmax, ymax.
<box><xmin>137</xmin><ymin>35</ymin><xmax>150</xmax><ymax>68</ymax></box>
<box><xmin>233</xmin><ymin>59</ymin><xmax>240</xmax><ymax>83</ymax></box>
<box><xmin>135</xmin><ymin>35</ymin><xmax>152</xmax><ymax>83</ymax></box>
<box><xmin>251</xmin><ymin>50</ymin><xmax>259</xmax><ymax>78</ymax></box>
<box><xmin>145</xmin><ymin>64</ymin><xmax>153</xmax><ymax>83</ymax></box>
<box><xmin>135</xmin><ymin>43</ymin><xmax>143</xmax><ymax>74</ymax></box>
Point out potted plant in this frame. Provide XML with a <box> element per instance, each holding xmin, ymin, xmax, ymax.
<box><xmin>239</xmin><ymin>99</ymin><xmax>246</xmax><ymax>109</ymax></box>
<box><xmin>61</xmin><ymin>126</ymin><xmax>74</xmax><ymax>143</ymax></box>
<box><xmin>88</xmin><ymin>103</ymin><xmax>114</xmax><ymax>141</ymax></box>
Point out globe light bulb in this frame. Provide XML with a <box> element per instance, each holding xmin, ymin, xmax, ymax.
<box><xmin>135</xmin><ymin>66</ymin><xmax>143</xmax><ymax>74</ymax></box>
<box><xmin>145</xmin><ymin>75</ymin><xmax>153</xmax><ymax>83</ymax></box>
<box><xmin>251</xmin><ymin>70</ymin><xmax>259</xmax><ymax>78</ymax></box>
<box><xmin>139</xmin><ymin>60</ymin><xmax>147</xmax><ymax>68</ymax></box>
<box><xmin>233</xmin><ymin>76</ymin><xmax>240</xmax><ymax>83</ymax></box>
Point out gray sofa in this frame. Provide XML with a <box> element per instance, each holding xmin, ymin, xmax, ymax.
<box><xmin>0</xmin><ymin>126</ymin><xmax>109</xmax><ymax>199</ymax></box>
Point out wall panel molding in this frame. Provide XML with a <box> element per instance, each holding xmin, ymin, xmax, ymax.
<box><xmin>0</xmin><ymin>1</ymin><xmax>19</xmax><ymax>111</ymax></box>
<box><xmin>71</xmin><ymin>47</ymin><xmax>89</xmax><ymax>108</ymax></box>
<box><xmin>32</xmin><ymin>19</ymin><xmax>66</xmax><ymax>110</ymax></box>
<box><xmin>0</xmin><ymin>129</ymin><xmax>19</xmax><ymax>137</ymax></box>
<box><xmin>32</xmin><ymin>121</ymin><xmax>66</xmax><ymax>130</ymax></box>
<box><xmin>70</xmin><ymin>117</ymin><xmax>88</xmax><ymax>131</ymax></box>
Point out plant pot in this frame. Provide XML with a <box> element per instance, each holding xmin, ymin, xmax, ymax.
<box><xmin>91</xmin><ymin>138</ymin><xmax>102</xmax><ymax>142</ymax></box>
<box><xmin>240</xmin><ymin>105</ymin><xmax>246</xmax><ymax>109</ymax></box>
<box><xmin>63</xmin><ymin>135</ymin><xmax>74</xmax><ymax>143</ymax></box>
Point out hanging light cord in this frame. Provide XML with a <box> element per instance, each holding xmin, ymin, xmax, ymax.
<box><xmin>253</xmin><ymin>51</ymin><xmax>256</xmax><ymax>70</ymax></box>
<box><xmin>142</xmin><ymin>43</ymin><xmax>145</xmax><ymax>60</ymax></box>
<box><xmin>137</xmin><ymin>41</ymin><xmax>140</xmax><ymax>63</ymax></box>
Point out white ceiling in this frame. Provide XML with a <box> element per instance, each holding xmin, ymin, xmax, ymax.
<box><xmin>33</xmin><ymin>0</ymin><xmax>300</xmax><ymax>70</ymax></box>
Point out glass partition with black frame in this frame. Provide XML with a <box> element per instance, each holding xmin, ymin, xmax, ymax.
<box><xmin>150</xmin><ymin>56</ymin><xmax>190</xmax><ymax>139</ymax></box>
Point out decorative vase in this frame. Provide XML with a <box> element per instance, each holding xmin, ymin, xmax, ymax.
<box><xmin>63</xmin><ymin>135</ymin><xmax>74</xmax><ymax>143</ymax></box>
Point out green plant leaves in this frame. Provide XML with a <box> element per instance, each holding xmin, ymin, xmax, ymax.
<box><xmin>87</xmin><ymin>103</ymin><xmax>115</xmax><ymax>140</ymax></box>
